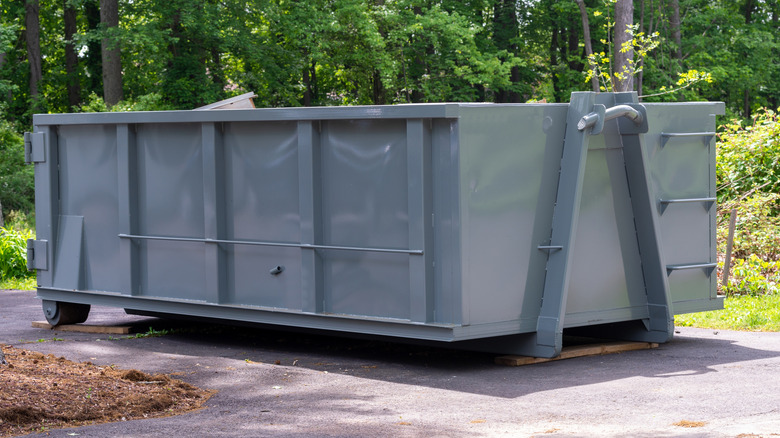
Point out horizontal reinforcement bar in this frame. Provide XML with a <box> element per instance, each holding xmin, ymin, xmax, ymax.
<box><xmin>661</xmin><ymin>132</ymin><xmax>716</xmax><ymax>138</ymax></box>
<box><xmin>666</xmin><ymin>263</ymin><xmax>717</xmax><ymax>276</ymax></box>
<box><xmin>660</xmin><ymin>197</ymin><xmax>716</xmax><ymax>204</ymax></box>
<box><xmin>118</xmin><ymin>234</ymin><xmax>424</xmax><ymax>255</ymax></box>
<box><xmin>666</xmin><ymin>263</ymin><xmax>717</xmax><ymax>271</ymax></box>
<box><xmin>658</xmin><ymin>197</ymin><xmax>715</xmax><ymax>214</ymax></box>
<box><xmin>660</xmin><ymin>131</ymin><xmax>716</xmax><ymax>147</ymax></box>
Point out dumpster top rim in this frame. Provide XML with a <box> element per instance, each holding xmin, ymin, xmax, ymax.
<box><xmin>32</xmin><ymin>99</ymin><xmax>724</xmax><ymax>127</ymax></box>
<box><xmin>32</xmin><ymin>102</ymin><xmax>572</xmax><ymax>126</ymax></box>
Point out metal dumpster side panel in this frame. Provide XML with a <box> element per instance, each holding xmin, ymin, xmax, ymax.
<box><xmin>56</xmin><ymin>124</ymin><xmax>120</xmax><ymax>293</ymax></box>
<box><xmin>135</xmin><ymin>123</ymin><xmax>208</xmax><ymax>301</ymax></box>
<box><xmin>319</xmin><ymin>118</ymin><xmax>411</xmax><ymax>320</ymax></box>
<box><xmin>222</xmin><ymin>121</ymin><xmax>302</xmax><ymax>309</ymax></box>
<box><xmin>456</xmin><ymin>104</ymin><xmax>568</xmax><ymax>329</ymax></box>
<box><xmin>32</xmin><ymin>108</ymin><xmax>464</xmax><ymax>332</ymax></box>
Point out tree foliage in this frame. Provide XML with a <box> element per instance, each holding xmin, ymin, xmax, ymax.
<box><xmin>0</xmin><ymin>0</ymin><xmax>777</xmax><ymax>124</ymax></box>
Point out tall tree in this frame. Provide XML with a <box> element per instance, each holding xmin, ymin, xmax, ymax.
<box><xmin>669</xmin><ymin>0</ymin><xmax>682</xmax><ymax>63</ymax></box>
<box><xmin>84</xmin><ymin>0</ymin><xmax>102</xmax><ymax>96</ymax></box>
<box><xmin>613</xmin><ymin>0</ymin><xmax>633</xmax><ymax>92</ymax></box>
<box><xmin>575</xmin><ymin>0</ymin><xmax>599</xmax><ymax>92</ymax></box>
<box><xmin>25</xmin><ymin>0</ymin><xmax>41</xmax><ymax>106</ymax></box>
<box><xmin>493</xmin><ymin>0</ymin><xmax>522</xmax><ymax>102</ymax></box>
<box><xmin>64</xmin><ymin>0</ymin><xmax>80</xmax><ymax>108</ymax></box>
<box><xmin>100</xmin><ymin>0</ymin><xmax>122</xmax><ymax>106</ymax></box>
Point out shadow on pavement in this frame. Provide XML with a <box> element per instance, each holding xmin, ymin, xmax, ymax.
<box><xmin>5</xmin><ymin>289</ymin><xmax>779</xmax><ymax>400</ymax></box>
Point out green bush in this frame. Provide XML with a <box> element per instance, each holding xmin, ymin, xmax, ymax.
<box><xmin>717</xmin><ymin>109</ymin><xmax>780</xmax><ymax>296</ymax></box>
<box><xmin>0</xmin><ymin>119</ymin><xmax>34</xmax><ymax>217</ymax></box>
<box><xmin>719</xmin><ymin>194</ymin><xmax>780</xmax><ymax>262</ymax></box>
<box><xmin>717</xmin><ymin>109</ymin><xmax>780</xmax><ymax>203</ymax></box>
<box><xmin>79</xmin><ymin>92</ymin><xmax>182</xmax><ymax>113</ymax></box>
<box><xmin>0</xmin><ymin>225</ymin><xmax>34</xmax><ymax>280</ymax></box>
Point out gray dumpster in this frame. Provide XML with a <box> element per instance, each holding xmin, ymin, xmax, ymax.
<box><xmin>26</xmin><ymin>92</ymin><xmax>724</xmax><ymax>358</ymax></box>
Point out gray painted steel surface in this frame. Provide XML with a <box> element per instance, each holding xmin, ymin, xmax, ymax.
<box><xmin>27</xmin><ymin>92</ymin><xmax>724</xmax><ymax>357</ymax></box>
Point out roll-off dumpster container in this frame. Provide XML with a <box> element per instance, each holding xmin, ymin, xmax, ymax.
<box><xmin>26</xmin><ymin>92</ymin><xmax>724</xmax><ymax>358</ymax></box>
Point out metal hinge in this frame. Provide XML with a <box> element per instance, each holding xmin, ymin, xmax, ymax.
<box><xmin>26</xmin><ymin>239</ymin><xmax>48</xmax><ymax>271</ymax></box>
<box><xmin>23</xmin><ymin>132</ymin><xmax>46</xmax><ymax>163</ymax></box>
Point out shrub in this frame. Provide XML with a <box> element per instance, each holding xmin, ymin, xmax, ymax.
<box><xmin>0</xmin><ymin>119</ymin><xmax>34</xmax><ymax>218</ymax></box>
<box><xmin>79</xmin><ymin>92</ymin><xmax>186</xmax><ymax>113</ymax></box>
<box><xmin>717</xmin><ymin>110</ymin><xmax>780</xmax><ymax>296</ymax></box>
<box><xmin>717</xmin><ymin>109</ymin><xmax>780</xmax><ymax>203</ymax></box>
<box><xmin>0</xmin><ymin>225</ymin><xmax>34</xmax><ymax>280</ymax></box>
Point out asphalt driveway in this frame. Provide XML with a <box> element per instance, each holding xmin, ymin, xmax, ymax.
<box><xmin>2</xmin><ymin>289</ymin><xmax>779</xmax><ymax>437</ymax></box>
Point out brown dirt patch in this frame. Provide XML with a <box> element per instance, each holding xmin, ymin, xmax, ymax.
<box><xmin>0</xmin><ymin>344</ymin><xmax>214</xmax><ymax>437</ymax></box>
<box><xmin>673</xmin><ymin>420</ymin><xmax>707</xmax><ymax>428</ymax></box>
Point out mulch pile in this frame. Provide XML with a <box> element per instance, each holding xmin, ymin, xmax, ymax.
<box><xmin>0</xmin><ymin>344</ymin><xmax>214</xmax><ymax>437</ymax></box>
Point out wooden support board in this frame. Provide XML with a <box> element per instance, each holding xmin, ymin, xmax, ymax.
<box><xmin>32</xmin><ymin>321</ymin><xmax>133</xmax><ymax>335</ymax></box>
<box><xmin>495</xmin><ymin>341</ymin><xmax>659</xmax><ymax>366</ymax></box>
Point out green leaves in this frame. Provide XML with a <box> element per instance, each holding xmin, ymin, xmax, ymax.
<box><xmin>0</xmin><ymin>120</ymin><xmax>33</xmax><ymax>215</ymax></box>
<box><xmin>717</xmin><ymin>109</ymin><xmax>780</xmax><ymax>202</ymax></box>
<box><xmin>716</xmin><ymin>109</ymin><xmax>780</xmax><ymax>297</ymax></box>
<box><xmin>0</xmin><ymin>225</ymin><xmax>34</xmax><ymax>281</ymax></box>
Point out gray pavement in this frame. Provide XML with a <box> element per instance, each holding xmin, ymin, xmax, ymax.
<box><xmin>2</xmin><ymin>289</ymin><xmax>779</xmax><ymax>437</ymax></box>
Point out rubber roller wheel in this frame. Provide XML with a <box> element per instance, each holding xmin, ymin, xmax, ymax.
<box><xmin>42</xmin><ymin>300</ymin><xmax>91</xmax><ymax>326</ymax></box>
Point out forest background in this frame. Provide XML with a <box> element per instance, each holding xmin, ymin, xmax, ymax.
<box><xmin>2</xmin><ymin>0</ymin><xmax>778</xmax><ymax>126</ymax></box>
<box><xmin>1</xmin><ymin>0</ymin><xmax>780</xmax><ymax>328</ymax></box>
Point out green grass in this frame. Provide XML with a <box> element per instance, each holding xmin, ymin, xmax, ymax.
<box><xmin>0</xmin><ymin>276</ymin><xmax>36</xmax><ymax>290</ymax></box>
<box><xmin>675</xmin><ymin>294</ymin><xmax>780</xmax><ymax>332</ymax></box>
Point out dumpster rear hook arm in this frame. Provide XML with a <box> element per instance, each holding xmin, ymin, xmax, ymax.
<box><xmin>577</xmin><ymin>104</ymin><xmax>643</xmax><ymax>131</ymax></box>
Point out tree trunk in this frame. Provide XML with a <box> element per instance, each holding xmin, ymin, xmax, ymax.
<box><xmin>770</xmin><ymin>1</ymin><xmax>779</xmax><ymax>110</ymax></box>
<box><xmin>372</xmin><ymin>69</ymin><xmax>385</xmax><ymax>105</ymax></box>
<box><xmin>670</xmin><ymin>0</ymin><xmax>682</xmax><ymax>64</ymax></box>
<box><xmin>64</xmin><ymin>0</ymin><xmax>81</xmax><ymax>108</ymax></box>
<box><xmin>302</xmin><ymin>63</ymin><xmax>311</xmax><ymax>106</ymax></box>
<box><xmin>638</xmin><ymin>0</ymin><xmax>645</xmax><ymax>96</ymax></box>
<box><xmin>575</xmin><ymin>0</ymin><xmax>599</xmax><ymax>92</ymax></box>
<box><xmin>210</xmin><ymin>47</ymin><xmax>225</xmax><ymax>98</ymax></box>
<box><xmin>743</xmin><ymin>0</ymin><xmax>755</xmax><ymax>23</ymax></box>
<box><xmin>566</xmin><ymin>23</ymin><xmax>580</xmax><ymax>71</ymax></box>
<box><xmin>550</xmin><ymin>24</ymin><xmax>562</xmax><ymax>101</ymax></box>
<box><xmin>493</xmin><ymin>0</ymin><xmax>521</xmax><ymax>102</ymax></box>
<box><xmin>742</xmin><ymin>0</ymin><xmax>754</xmax><ymax>116</ymax></box>
<box><xmin>84</xmin><ymin>0</ymin><xmax>102</xmax><ymax>95</ymax></box>
<box><xmin>25</xmin><ymin>0</ymin><xmax>42</xmax><ymax>105</ymax></box>
<box><xmin>100</xmin><ymin>0</ymin><xmax>122</xmax><ymax>106</ymax></box>
<box><xmin>613</xmin><ymin>0</ymin><xmax>634</xmax><ymax>92</ymax></box>
<box><xmin>410</xmin><ymin>6</ymin><xmax>425</xmax><ymax>103</ymax></box>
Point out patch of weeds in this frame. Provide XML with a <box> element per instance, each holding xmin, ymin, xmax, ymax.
<box><xmin>675</xmin><ymin>294</ymin><xmax>780</xmax><ymax>331</ymax></box>
<box><xmin>0</xmin><ymin>276</ymin><xmax>36</xmax><ymax>290</ymax></box>
<box><xmin>29</xmin><ymin>337</ymin><xmax>65</xmax><ymax>344</ymax></box>
<box><xmin>129</xmin><ymin>327</ymin><xmax>175</xmax><ymax>339</ymax></box>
